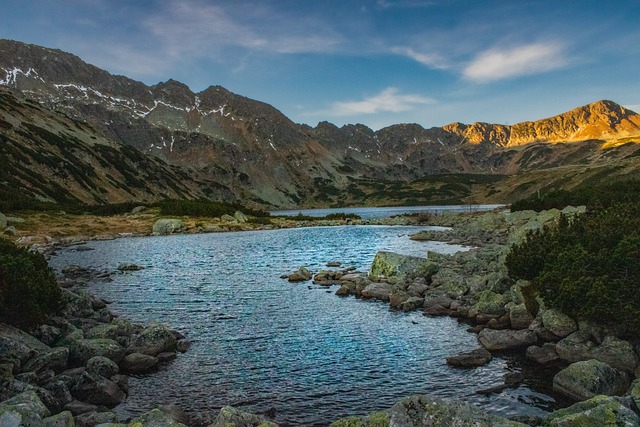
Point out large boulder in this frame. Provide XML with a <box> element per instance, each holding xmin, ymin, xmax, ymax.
<box><xmin>471</xmin><ymin>290</ymin><xmax>509</xmax><ymax>317</ymax></box>
<box><xmin>478</xmin><ymin>328</ymin><xmax>537</xmax><ymax>351</ymax></box>
<box><xmin>210</xmin><ymin>406</ymin><xmax>279</xmax><ymax>427</ymax></box>
<box><xmin>556</xmin><ymin>333</ymin><xmax>638</xmax><ymax>372</ymax></box>
<box><xmin>120</xmin><ymin>352</ymin><xmax>158</xmax><ymax>373</ymax></box>
<box><xmin>130</xmin><ymin>408</ymin><xmax>188</xmax><ymax>426</ymax></box>
<box><xmin>446</xmin><ymin>348</ymin><xmax>492</xmax><ymax>368</ymax></box>
<box><xmin>68</xmin><ymin>338</ymin><xmax>126</xmax><ymax>366</ymax></box>
<box><xmin>234</xmin><ymin>211</ymin><xmax>248</xmax><ymax>223</ymax></box>
<box><xmin>153</xmin><ymin>219</ymin><xmax>185</xmax><ymax>235</ymax></box>
<box><xmin>509</xmin><ymin>304</ymin><xmax>535</xmax><ymax>329</ymax></box>
<box><xmin>86</xmin><ymin>355</ymin><xmax>119</xmax><ymax>378</ymax></box>
<box><xmin>71</xmin><ymin>371</ymin><xmax>126</xmax><ymax>407</ymax></box>
<box><xmin>553</xmin><ymin>359</ymin><xmax>630</xmax><ymax>401</ymax></box>
<box><xmin>21</xmin><ymin>347</ymin><xmax>68</xmax><ymax>374</ymax></box>
<box><xmin>541</xmin><ymin>309</ymin><xmax>578</xmax><ymax>339</ymax></box>
<box><xmin>361</xmin><ymin>283</ymin><xmax>392</xmax><ymax>301</ymax></box>
<box><xmin>541</xmin><ymin>395</ymin><xmax>640</xmax><ymax>426</ymax></box>
<box><xmin>526</xmin><ymin>343</ymin><xmax>560</xmax><ymax>364</ymax></box>
<box><xmin>128</xmin><ymin>323</ymin><xmax>177</xmax><ymax>356</ymax></box>
<box><xmin>286</xmin><ymin>267</ymin><xmax>312</xmax><ymax>282</ymax></box>
<box><xmin>369</xmin><ymin>251</ymin><xmax>434</xmax><ymax>280</ymax></box>
<box><xmin>0</xmin><ymin>323</ymin><xmax>50</xmax><ymax>370</ymax></box>
<box><xmin>385</xmin><ymin>394</ymin><xmax>526</xmax><ymax>426</ymax></box>
<box><xmin>39</xmin><ymin>410</ymin><xmax>75</xmax><ymax>427</ymax></box>
<box><xmin>0</xmin><ymin>390</ymin><xmax>50</xmax><ymax>425</ymax></box>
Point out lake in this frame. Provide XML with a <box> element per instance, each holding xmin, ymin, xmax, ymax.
<box><xmin>271</xmin><ymin>204</ymin><xmax>505</xmax><ymax>219</ymax></box>
<box><xmin>50</xmin><ymin>224</ymin><xmax>561</xmax><ymax>426</ymax></box>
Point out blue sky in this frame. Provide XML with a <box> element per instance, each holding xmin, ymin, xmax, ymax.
<box><xmin>2</xmin><ymin>0</ymin><xmax>640</xmax><ymax>130</ymax></box>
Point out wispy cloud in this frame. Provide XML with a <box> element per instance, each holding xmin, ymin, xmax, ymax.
<box><xmin>391</xmin><ymin>46</ymin><xmax>449</xmax><ymax>69</ymax></box>
<box><xmin>143</xmin><ymin>0</ymin><xmax>341</xmax><ymax>57</ymax></box>
<box><xmin>463</xmin><ymin>42</ymin><xmax>568</xmax><ymax>82</ymax></box>
<box><xmin>625</xmin><ymin>104</ymin><xmax>640</xmax><ymax>113</ymax></box>
<box><xmin>328</xmin><ymin>87</ymin><xmax>435</xmax><ymax>116</ymax></box>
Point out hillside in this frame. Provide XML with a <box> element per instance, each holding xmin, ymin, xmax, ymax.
<box><xmin>2</xmin><ymin>39</ymin><xmax>640</xmax><ymax>208</ymax></box>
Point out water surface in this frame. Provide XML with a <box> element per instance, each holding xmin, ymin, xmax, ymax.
<box><xmin>51</xmin><ymin>225</ymin><xmax>561</xmax><ymax>425</ymax></box>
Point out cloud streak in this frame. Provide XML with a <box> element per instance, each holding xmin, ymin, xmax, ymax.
<box><xmin>463</xmin><ymin>42</ymin><xmax>568</xmax><ymax>82</ymax></box>
<box><xmin>391</xmin><ymin>46</ymin><xmax>449</xmax><ymax>69</ymax></box>
<box><xmin>328</xmin><ymin>87</ymin><xmax>435</xmax><ymax>116</ymax></box>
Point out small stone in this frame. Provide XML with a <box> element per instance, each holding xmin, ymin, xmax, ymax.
<box><xmin>446</xmin><ymin>348</ymin><xmax>492</xmax><ymax>368</ymax></box>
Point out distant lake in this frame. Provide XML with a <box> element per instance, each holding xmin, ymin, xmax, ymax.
<box><xmin>51</xmin><ymin>223</ymin><xmax>561</xmax><ymax>426</ymax></box>
<box><xmin>271</xmin><ymin>204</ymin><xmax>505</xmax><ymax>219</ymax></box>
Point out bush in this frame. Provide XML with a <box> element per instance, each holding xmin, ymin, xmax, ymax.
<box><xmin>506</xmin><ymin>204</ymin><xmax>640</xmax><ymax>331</ymax></box>
<box><xmin>0</xmin><ymin>239</ymin><xmax>63</xmax><ymax>328</ymax></box>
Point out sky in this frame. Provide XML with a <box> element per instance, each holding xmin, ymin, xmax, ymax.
<box><xmin>1</xmin><ymin>0</ymin><xmax>640</xmax><ymax>130</ymax></box>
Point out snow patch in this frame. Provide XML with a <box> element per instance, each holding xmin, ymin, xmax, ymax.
<box><xmin>0</xmin><ymin>67</ymin><xmax>45</xmax><ymax>86</ymax></box>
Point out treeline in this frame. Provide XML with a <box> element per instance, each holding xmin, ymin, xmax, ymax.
<box><xmin>506</xmin><ymin>199</ymin><xmax>640</xmax><ymax>331</ymax></box>
<box><xmin>510</xmin><ymin>179</ymin><xmax>640</xmax><ymax>212</ymax></box>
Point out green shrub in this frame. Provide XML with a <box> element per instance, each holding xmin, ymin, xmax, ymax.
<box><xmin>0</xmin><ymin>239</ymin><xmax>63</xmax><ymax>328</ymax></box>
<box><xmin>506</xmin><ymin>204</ymin><xmax>640</xmax><ymax>331</ymax></box>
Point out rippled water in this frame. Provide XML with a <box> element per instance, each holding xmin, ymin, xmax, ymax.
<box><xmin>51</xmin><ymin>225</ymin><xmax>562</xmax><ymax>425</ymax></box>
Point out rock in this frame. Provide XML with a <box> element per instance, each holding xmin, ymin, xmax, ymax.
<box><xmin>157</xmin><ymin>352</ymin><xmax>177</xmax><ymax>363</ymax></box>
<box><xmin>446</xmin><ymin>348</ymin><xmax>492</xmax><ymax>367</ymax></box>
<box><xmin>0</xmin><ymin>363</ymin><xmax>13</xmax><ymax>379</ymax></box>
<box><xmin>0</xmin><ymin>323</ymin><xmax>51</xmax><ymax>370</ymax></box>
<box><xmin>542</xmin><ymin>395</ymin><xmax>640</xmax><ymax>426</ymax></box>
<box><xmin>0</xmin><ymin>390</ymin><xmax>50</xmax><ymax>425</ymax></box>
<box><xmin>553</xmin><ymin>359</ymin><xmax>630</xmax><ymax>401</ymax></box>
<box><xmin>86</xmin><ymin>356</ymin><xmax>119</xmax><ymax>378</ymax></box>
<box><xmin>0</xmin><ymin>212</ymin><xmax>6</xmax><ymax>229</ymax></box>
<box><xmin>131</xmin><ymin>206</ymin><xmax>147</xmax><ymax>214</ymax></box>
<box><xmin>510</xmin><ymin>304</ymin><xmax>535</xmax><ymax>329</ymax></box>
<box><xmin>220</xmin><ymin>214</ymin><xmax>237</xmax><ymax>223</ymax></box>
<box><xmin>335</xmin><ymin>285</ymin><xmax>350</xmax><ymax>297</ymax></box>
<box><xmin>120</xmin><ymin>352</ymin><xmax>158</xmax><ymax>373</ymax></box>
<box><xmin>153</xmin><ymin>219</ymin><xmax>185</xmax><ymax>235</ymax></box>
<box><xmin>4</xmin><ymin>226</ymin><xmax>16</xmax><ymax>236</ymax></box>
<box><xmin>233</xmin><ymin>211</ymin><xmax>248</xmax><ymax>223</ymax></box>
<box><xmin>361</xmin><ymin>283</ymin><xmax>392</xmax><ymax>301</ymax></box>
<box><xmin>369</xmin><ymin>251</ymin><xmax>435</xmax><ymax>279</ymax></box>
<box><xmin>526</xmin><ymin>343</ymin><xmax>560</xmax><ymax>364</ymax></box>
<box><xmin>287</xmin><ymin>266</ymin><xmax>312</xmax><ymax>282</ymax></box>
<box><xmin>210</xmin><ymin>406</ymin><xmax>279</xmax><ymax>427</ymax></box>
<box><xmin>32</xmin><ymin>325</ymin><xmax>63</xmax><ymax>347</ymax></box>
<box><xmin>478</xmin><ymin>328</ymin><xmax>537</xmax><ymax>351</ymax></box>
<box><xmin>68</xmin><ymin>338</ymin><xmax>126</xmax><ymax>366</ymax></box>
<box><xmin>131</xmin><ymin>408</ymin><xmax>188</xmax><ymax>426</ymax></box>
<box><xmin>128</xmin><ymin>323</ymin><xmax>177</xmax><ymax>356</ymax></box>
<box><xmin>556</xmin><ymin>332</ymin><xmax>638</xmax><ymax>372</ymax></box>
<box><xmin>117</xmin><ymin>263</ymin><xmax>144</xmax><ymax>271</ymax></box>
<box><xmin>39</xmin><ymin>410</ymin><xmax>75</xmax><ymax>427</ymax></box>
<box><xmin>471</xmin><ymin>290</ymin><xmax>509</xmax><ymax>317</ymax></box>
<box><xmin>330</xmin><ymin>411</ymin><xmax>389</xmax><ymax>427</ymax></box>
<box><xmin>43</xmin><ymin>380</ymin><xmax>73</xmax><ymax>410</ymax></box>
<box><xmin>326</xmin><ymin>261</ymin><xmax>342</xmax><ymax>267</ymax></box>
<box><xmin>64</xmin><ymin>400</ymin><xmax>98</xmax><ymax>415</ymax></box>
<box><xmin>176</xmin><ymin>339</ymin><xmax>190</xmax><ymax>353</ymax></box>
<box><xmin>385</xmin><ymin>394</ymin><xmax>526</xmax><ymax>426</ymax></box>
<box><xmin>111</xmin><ymin>374</ymin><xmax>129</xmax><ymax>394</ymax></box>
<box><xmin>71</xmin><ymin>371</ymin><xmax>126</xmax><ymax>407</ymax></box>
<box><xmin>627</xmin><ymin>378</ymin><xmax>640</xmax><ymax>409</ymax></box>
<box><xmin>74</xmin><ymin>410</ymin><xmax>118</xmax><ymax>427</ymax></box>
<box><xmin>159</xmin><ymin>404</ymin><xmax>191</xmax><ymax>425</ymax></box>
<box><xmin>401</xmin><ymin>297</ymin><xmax>424</xmax><ymax>312</ymax></box>
<box><xmin>541</xmin><ymin>309</ymin><xmax>578</xmax><ymax>338</ymax></box>
<box><xmin>21</xmin><ymin>347</ymin><xmax>69</xmax><ymax>374</ymax></box>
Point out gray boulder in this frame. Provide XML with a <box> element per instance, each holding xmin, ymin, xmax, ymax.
<box><xmin>526</xmin><ymin>343</ymin><xmax>560</xmax><ymax>364</ymax></box>
<box><xmin>128</xmin><ymin>323</ymin><xmax>177</xmax><ymax>356</ymax></box>
<box><xmin>369</xmin><ymin>251</ymin><xmax>433</xmax><ymax>279</ymax></box>
<box><xmin>541</xmin><ymin>309</ymin><xmax>578</xmax><ymax>338</ymax></box>
<box><xmin>21</xmin><ymin>347</ymin><xmax>69</xmax><ymax>374</ymax></box>
<box><xmin>0</xmin><ymin>390</ymin><xmax>50</xmax><ymax>425</ymax></box>
<box><xmin>478</xmin><ymin>328</ymin><xmax>537</xmax><ymax>351</ymax></box>
<box><xmin>120</xmin><ymin>352</ymin><xmax>158</xmax><ymax>373</ymax></box>
<box><xmin>86</xmin><ymin>356</ymin><xmax>119</xmax><ymax>378</ymax></box>
<box><xmin>541</xmin><ymin>395</ymin><xmax>639</xmax><ymax>426</ymax></box>
<box><xmin>130</xmin><ymin>408</ymin><xmax>188</xmax><ymax>426</ymax></box>
<box><xmin>39</xmin><ymin>410</ymin><xmax>75</xmax><ymax>427</ymax></box>
<box><xmin>210</xmin><ymin>406</ymin><xmax>279</xmax><ymax>427</ymax></box>
<box><xmin>234</xmin><ymin>211</ymin><xmax>248</xmax><ymax>223</ymax></box>
<box><xmin>153</xmin><ymin>219</ymin><xmax>185</xmax><ymax>235</ymax></box>
<box><xmin>553</xmin><ymin>359</ymin><xmax>630</xmax><ymax>401</ymax></box>
<box><xmin>0</xmin><ymin>323</ymin><xmax>50</xmax><ymax>370</ymax></box>
<box><xmin>556</xmin><ymin>333</ymin><xmax>638</xmax><ymax>372</ymax></box>
<box><xmin>287</xmin><ymin>267</ymin><xmax>312</xmax><ymax>282</ymax></box>
<box><xmin>361</xmin><ymin>283</ymin><xmax>392</xmax><ymax>301</ymax></box>
<box><xmin>627</xmin><ymin>379</ymin><xmax>640</xmax><ymax>410</ymax></box>
<box><xmin>71</xmin><ymin>371</ymin><xmax>126</xmax><ymax>407</ymax></box>
<box><xmin>68</xmin><ymin>338</ymin><xmax>126</xmax><ymax>366</ymax></box>
<box><xmin>386</xmin><ymin>394</ymin><xmax>526</xmax><ymax>426</ymax></box>
<box><xmin>446</xmin><ymin>348</ymin><xmax>492</xmax><ymax>368</ymax></box>
<box><xmin>220</xmin><ymin>214</ymin><xmax>237</xmax><ymax>223</ymax></box>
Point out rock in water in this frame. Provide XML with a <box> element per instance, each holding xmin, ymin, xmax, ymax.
<box><xmin>446</xmin><ymin>348</ymin><xmax>492</xmax><ymax>367</ymax></box>
<box><xmin>478</xmin><ymin>328</ymin><xmax>537</xmax><ymax>351</ymax></box>
<box><xmin>553</xmin><ymin>359</ymin><xmax>630</xmax><ymax>401</ymax></box>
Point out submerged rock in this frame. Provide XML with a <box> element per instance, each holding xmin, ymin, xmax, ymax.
<box><xmin>446</xmin><ymin>348</ymin><xmax>492</xmax><ymax>368</ymax></box>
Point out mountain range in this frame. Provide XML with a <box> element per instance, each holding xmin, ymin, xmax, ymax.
<box><xmin>2</xmin><ymin>39</ymin><xmax>640</xmax><ymax>209</ymax></box>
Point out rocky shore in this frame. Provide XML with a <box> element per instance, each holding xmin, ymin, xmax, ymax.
<box><xmin>284</xmin><ymin>205</ymin><xmax>640</xmax><ymax>425</ymax></box>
